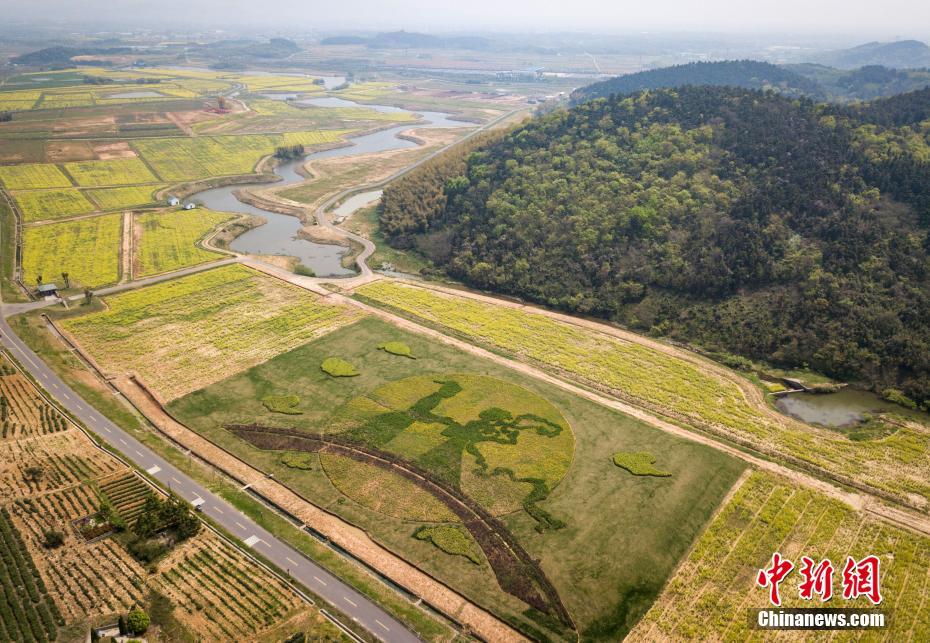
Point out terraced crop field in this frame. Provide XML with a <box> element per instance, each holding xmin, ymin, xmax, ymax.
<box><xmin>0</xmin><ymin>366</ymin><xmax>69</xmax><ymax>439</ymax></box>
<box><xmin>0</xmin><ymin>429</ymin><xmax>124</xmax><ymax>500</ymax></box>
<box><xmin>62</xmin><ymin>157</ymin><xmax>158</xmax><ymax>186</ymax></box>
<box><xmin>12</xmin><ymin>187</ymin><xmax>95</xmax><ymax>222</ymax></box>
<box><xmin>0</xmin><ymin>508</ymin><xmax>63</xmax><ymax>642</ymax></box>
<box><xmin>9</xmin><ymin>484</ymin><xmax>146</xmax><ymax>623</ymax></box>
<box><xmin>62</xmin><ymin>264</ymin><xmax>364</xmax><ymax>400</ymax></box>
<box><xmin>22</xmin><ymin>212</ymin><xmax>122</xmax><ymax>287</ymax></box>
<box><xmin>629</xmin><ymin>471</ymin><xmax>930</xmax><ymax>641</ymax></box>
<box><xmin>99</xmin><ymin>472</ymin><xmax>154</xmax><ymax>524</ymax></box>
<box><xmin>152</xmin><ymin>531</ymin><xmax>314</xmax><ymax>641</ymax></box>
<box><xmin>131</xmin><ymin>130</ymin><xmax>351</xmax><ymax>181</ymax></box>
<box><xmin>86</xmin><ymin>184</ymin><xmax>165</xmax><ymax>211</ymax></box>
<box><xmin>0</xmin><ymin>163</ymin><xmax>72</xmax><ymax>190</ymax></box>
<box><xmin>354</xmin><ymin>281</ymin><xmax>930</xmax><ymax>510</ymax></box>
<box><xmin>133</xmin><ymin>208</ymin><xmax>233</xmax><ymax>276</ymax></box>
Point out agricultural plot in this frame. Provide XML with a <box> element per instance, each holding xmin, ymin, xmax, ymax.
<box><xmin>61</xmin><ymin>264</ymin><xmax>363</xmax><ymax>400</ymax></box>
<box><xmin>131</xmin><ymin>130</ymin><xmax>351</xmax><ymax>181</ymax></box>
<box><xmin>9</xmin><ymin>484</ymin><xmax>146</xmax><ymax>623</ymax></box>
<box><xmin>99</xmin><ymin>472</ymin><xmax>154</xmax><ymax>525</ymax></box>
<box><xmin>0</xmin><ymin>163</ymin><xmax>72</xmax><ymax>190</ymax></box>
<box><xmin>629</xmin><ymin>471</ymin><xmax>930</xmax><ymax>641</ymax></box>
<box><xmin>62</xmin><ymin>157</ymin><xmax>158</xmax><ymax>187</ymax></box>
<box><xmin>85</xmin><ymin>184</ymin><xmax>165</xmax><ymax>211</ymax></box>
<box><xmin>353</xmin><ymin>281</ymin><xmax>930</xmax><ymax>510</ymax></box>
<box><xmin>0</xmin><ymin>430</ymin><xmax>124</xmax><ymax>500</ymax></box>
<box><xmin>152</xmin><ymin>531</ymin><xmax>313</xmax><ymax>641</ymax></box>
<box><xmin>133</xmin><ymin>209</ymin><xmax>233</xmax><ymax>277</ymax></box>
<box><xmin>171</xmin><ymin>316</ymin><xmax>745</xmax><ymax>639</ymax></box>
<box><xmin>0</xmin><ymin>368</ymin><xmax>69</xmax><ymax>439</ymax></box>
<box><xmin>22</xmin><ymin>213</ymin><xmax>121</xmax><ymax>287</ymax></box>
<box><xmin>0</xmin><ymin>508</ymin><xmax>62</xmax><ymax>642</ymax></box>
<box><xmin>12</xmin><ymin>188</ymin><xmax>95</xmax><ymax>222</ymax></box>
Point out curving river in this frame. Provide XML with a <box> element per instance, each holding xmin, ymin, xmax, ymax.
<box><xmin>192</xmin><ymin>98</ymin><xmax>465</xmax><ymax>276</ymax></box>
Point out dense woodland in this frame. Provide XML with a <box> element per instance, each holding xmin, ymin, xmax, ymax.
<box><xmin>381</xmin><ymin>86</ymin><xmax>930</xmax><ymax>406</ymax></box>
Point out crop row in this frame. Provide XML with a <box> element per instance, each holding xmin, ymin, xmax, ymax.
<box><xmin>154</xmin><ymin>535</ymin><xmax>303</xmax><ymax>639</ymax></box>
<box><xmin>0</xmin><ymin>508</ymin><xmax>62</xmax><ymax>642</ymax></box>
<box><xmin>353</xmin><ymin>281</ymin><xmax>930</xmax><ymax>508</ymax></box>
<box><xmin>630</xmin><ymin>471</ymin><xmax>930</xmax><ymax>641</ymax></box>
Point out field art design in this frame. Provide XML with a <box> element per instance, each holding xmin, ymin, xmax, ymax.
<box><xmin>22</xmin><ymin>212</ymin><xmax>121</xmax><ymax>287</ymax></box>
<box><xmin>229</xmin><ymin>373</ymin><xmax>576</xmax><ymax>626</ymax></box>
<box><xmin>133</xmin><ymin>208</ymin><xmax>233</xmax><ymax>277</ymax></box>
<box><xmin>353</xmin><ymin>281</ymin><xmax>930</xmax><ymax>509</ymax></box>
<box><xmin>629</xmin><ymin>471</ymin><xmax>930</xmax><ymax>641</ymax></box>
<box><xmin>61</xmin><ymin>264</ymin><xmax>363</xmax><ymax>400</ymax></box>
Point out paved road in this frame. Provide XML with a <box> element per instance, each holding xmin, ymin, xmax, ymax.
<box><xmin>0</xmin><ymin>310</ymin><xmax>419</xmax><ymax>643</ymax></box>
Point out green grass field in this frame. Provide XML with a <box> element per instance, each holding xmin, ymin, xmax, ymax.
<box><xmin>0</xmin><ymin>163</ymin><xmax>72</xmax><ymax>190</ymax></box>
<box><xmin>169</xmin><ymin>316</ymin><xmax>745</xmax><ymax>639</ymax></box>
<box><xmin>61</xmin><ymin>264</ymin><xmax>363</xmax><ymax>400</ymax></box>
<box><xmin>62</xmin><ymin>157</ymin><xmax>158</xmax><ymax>186</ymax></box>
<box><xmin>22</xmin><ymin>213</ymin><xmax>121</xmax><ymax>288</ymax></box>
<box><xmin>134</xmin><ymin>209</ymin><xmax>233</xmax><ymax>276</ymax></box>
<box><xmin>12</xmin><ymin>188</ymin><xmax>95</xmax><ymax>222</ymax></box>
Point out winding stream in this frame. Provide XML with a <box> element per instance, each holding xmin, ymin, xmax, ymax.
<box><xmin>192</xmin><ymin>98</ymin><xmax>465</xmax><ymax>276</ymax></box>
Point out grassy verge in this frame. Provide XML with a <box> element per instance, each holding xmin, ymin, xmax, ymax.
<box><xmin>10</xmin><ymin>309</ymin><xmax>455</xmax><ymax>642</ymax></box>
<box><xmin>0</xmin><ymin>193</ymin><xmax>28</xmax><ymax>302</ymax></box>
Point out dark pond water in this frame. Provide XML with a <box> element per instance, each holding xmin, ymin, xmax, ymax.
<box><xmin>775</xmin><ymin>388</ymin><xmax>928</xmax><ymax>428</ymax></box>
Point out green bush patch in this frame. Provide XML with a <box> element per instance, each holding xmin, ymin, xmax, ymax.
<box><xmin>378</xmin><ymin>341</ymin><xmax>416</xmax><ymax>358</ymax></box>
<box><xmin>612</xmin><ymin>451</ymin><xmax>671</xmax><ymax>477</ymax></box>
<box><xmin>261</xmin><ymin>394</ymin><xmax>303</xmax><ymax>415</ymax></box>
<box><xmin>414</xmin><ymin>524</ymin><xmax>483</xmax><ymax>565</ymax></box>
<box><xmin>280</xmin><ymin>452</ymin><xmax>315</xmax><ymax>470</ymax></box>
<box><xmin>321</xmin><ymin>357</ymin><xmax>359</xmax><ymax>377</ymax></box>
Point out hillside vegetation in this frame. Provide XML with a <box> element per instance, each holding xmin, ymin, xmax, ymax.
<box><xmin>380</xmin><ymin>86</ymin><xmax>930</xmax><ymax>406</ymax></box>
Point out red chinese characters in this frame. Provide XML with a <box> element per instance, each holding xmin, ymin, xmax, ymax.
<box><xmin>757</xmin><ymin>553</ymin><xmax>882</xmax><ymax>605</ymax></box>
<box><xmin>798</xmin><ymin>556</ymin><xmax>834</xmax><ymax>601</ymax></box>
<box><xmin>842</xmin><ymin>555</ymin><xmax>883</xmax><ymax>605</ymax></box>
<box><xmin>756</xmin><ymin>553</ymin><xmax>795</xmax><ymax>606</ymax></box>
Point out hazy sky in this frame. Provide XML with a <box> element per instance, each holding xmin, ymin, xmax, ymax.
<box><xmin>6</xmin><ymin>0</ymin><xmax>930</xmax><ymax>37</ymax></box>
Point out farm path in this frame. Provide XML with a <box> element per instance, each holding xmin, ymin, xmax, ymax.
<box><xmin>0</xmin><ymin>306</ymin><xmax>421</xmax><ymax>643</ymax></box>
<box><xmin>119</xmin><ymin>211</ymin><xmax>133</xmax><ymax>283</ymax></box>
<box><xmin>250</xmin><ymin>261</ymin><xmax>930</xmax><ymax>540</ymax></box>
<box><xmin>110</xmin><ymin>374</ymin><xmax>528</xmax><ymax>643</ymax></box>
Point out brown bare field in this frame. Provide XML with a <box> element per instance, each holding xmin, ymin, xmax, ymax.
<box><xmin>93</xmin><ymin>141</ymin><xmax>138</xmax><ymax>160</ymax></box>
<box><xmin>45</xmin><ymin>140</ymin><xmax>96</xmax><ymax>162</ymax></box>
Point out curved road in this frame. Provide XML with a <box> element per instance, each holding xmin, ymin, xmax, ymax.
<box><xmin>0</xmin><ymin>308</ymin><xmax>419</xmax><ymax>643</ymax></box>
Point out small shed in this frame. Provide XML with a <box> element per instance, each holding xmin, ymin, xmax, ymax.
<box><xmin>183</xmin><ymin>202</ymin><xmax>196</xmax><ymax>210</ymax></box>
<box><xmin>168</xmin><ymin>196</ymin><xmax>180</xmax><ymax>206</ymax></box>
<box><xmin>36</xmin><ymin>283</ymin><xmax>58</xmax><ymax>298</ymax></box>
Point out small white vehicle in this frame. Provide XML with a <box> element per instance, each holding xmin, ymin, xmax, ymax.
<box><xmin>191</xmin><ymin>497</ymin><xmax>205</xmax><ymax>512</ymax></box>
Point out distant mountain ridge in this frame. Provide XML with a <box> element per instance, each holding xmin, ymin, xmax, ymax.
<box><xmin>571</xmin><ymin>60</ymin><xmax>825</xmax><ymax>104</ymax></box>
<box><xmin>809</xmin><ymin>40</ymin><xmax>930</xmax><ymax>69</ymax></box>
<box><xmin>571</xmin><ymin>59</ymin><xmax>930</xmax><ymax>104</ymax></box>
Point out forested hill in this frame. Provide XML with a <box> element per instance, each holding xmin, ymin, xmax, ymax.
<box><xmin>570</xmin><ymin>61</ymin><xmax>824</xmax><ymax>103</ymax></box>
<box><xmin>380</xmin><ymin>86</ymin><xmax>930</xmax><ymax>406</ymax></box>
